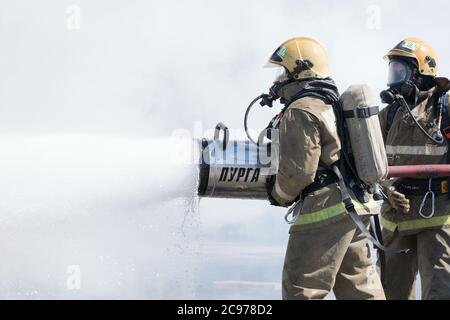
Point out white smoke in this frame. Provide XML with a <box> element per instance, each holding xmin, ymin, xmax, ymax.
<box><xmin>0</xmin><ymin>135</ymin><xmax>200</xmax><ymax>299</ymax></box>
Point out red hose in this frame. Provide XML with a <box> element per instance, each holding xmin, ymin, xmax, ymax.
<box><xmin>388</xmin><ymin>165</ymin><xmax>450</xmax><ymax>178</ymax></box>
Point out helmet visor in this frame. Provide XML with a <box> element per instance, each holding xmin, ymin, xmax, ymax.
<box><xmin>387</xmin><ymin>59</ymin><xmax>412</xmax><ymax>87</ymax></box>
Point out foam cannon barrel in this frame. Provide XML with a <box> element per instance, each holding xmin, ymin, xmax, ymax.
<box><xmin>197</xmin><ymin>123</ymin><xmax>450</xmax><ymax>200</ymax></box>
<box><xmin>197</xmin><ymin>123</ymin><xmax>278</xmax><ymax>200</ymax></box>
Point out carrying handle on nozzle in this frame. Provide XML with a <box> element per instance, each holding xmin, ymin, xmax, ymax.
<box><xmin>214</xmin><ymin>122</ymin><xmax>229</xmax><ymax>150</ymax></box>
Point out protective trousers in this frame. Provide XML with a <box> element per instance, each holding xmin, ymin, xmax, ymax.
<box><xmin>282</xmin><ymin>215</ymin><xmax>385</xmax><ymax>300</ymax></box>
<box><xmin>380</xmin><ymin>227</ymin><xmax>450</xmax><ymax>300</ymax></box>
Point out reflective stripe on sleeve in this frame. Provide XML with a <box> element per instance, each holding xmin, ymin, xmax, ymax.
<box><xmin>386</xmin><ymin>145</ymin><xmax>448</xmax><ymax>156</ymax></box>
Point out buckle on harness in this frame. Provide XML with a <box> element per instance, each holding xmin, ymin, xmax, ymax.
<box><xmin>356</xmin><ymin>106</ymin><xmax>379</xmax><ymax>118</ymax></box>
<box><xmin>343</xmin><ymin>199</ymin><xmax>355</xmax><ymax>213</ymax></box>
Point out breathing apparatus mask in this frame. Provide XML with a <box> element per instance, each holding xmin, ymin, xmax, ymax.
<box><xmin>244</xmin><ymin>67</ymin><xmax>294</xmax><ymax>144</ymax></box>
<box><xmin>385</xmin><ymin>58</ymin><xmax>419</xmax><ymax>101</ymax></box>
<box><xmin>385</xmin><ymin>58</ymin><xmax>436</xmax><ymax>100</ymax></box>
<box><xmin>260</xmin><ymin>67</ymin><xmax>293</xmax><ymax>107</ymax></box>
<box><xmin>381</xmin><ymin>58</ymin><xmax>445</xmax><ymax>145</ymax></box>
<box><xmin>387</xmin><ymin>59</ymin><xmax>414</xmax><ymax>87</ymax></box>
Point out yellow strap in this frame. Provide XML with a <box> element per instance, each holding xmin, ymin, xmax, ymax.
<box><xmin>381</xmin><ymin>215</ymin><xmax>450</xmax><ymax>232</ymax></box>
<box><xmin>295</xmin><ymin>199</ymin><xmax>379</xmax><ymax>226</ymax></box>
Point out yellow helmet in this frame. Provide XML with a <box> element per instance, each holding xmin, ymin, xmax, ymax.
<box><xmin>266</xmin><ymin>37</ymin><xmax>331</xmax><ymax>80</ymax></box>
<box><xmin>384</xmin><ymin>37</ymin><xmax>438</xmax><ymax>77</ymax></box>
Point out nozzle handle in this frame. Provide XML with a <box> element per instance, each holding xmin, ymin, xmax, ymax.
<box><xmin>214</xmin><ymin>122</ymin><xmax>229</xmax><ymax>150</ymax></box>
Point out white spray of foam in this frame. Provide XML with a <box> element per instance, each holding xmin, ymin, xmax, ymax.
<box><xmin>0</xmin><ymin>134</ymin><xmax>200</xmax><ymax>299</ymax></box>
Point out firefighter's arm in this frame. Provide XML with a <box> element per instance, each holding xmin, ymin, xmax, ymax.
<box><xmin>270</xmin><ymin>108</ymin><xmax>321</xmax><ymax>207</ymax></box>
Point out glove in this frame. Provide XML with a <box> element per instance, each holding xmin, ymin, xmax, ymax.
<box><xmin>386</xmin><ymin>186</ymin><xmax>410</xmax><ymax>214</ymax></box>
<box><xmin>266</xmin><ymin>175</ymin><xmax>282</xmax><ymax>207</ymax></box>
<box><xmin>266</xmin><ymin>175</ymin><xmax>297</xmax><ymax>207</ymax></box>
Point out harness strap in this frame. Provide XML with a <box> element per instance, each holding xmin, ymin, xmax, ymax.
<box><xmin>301</xmin><ymin>169</ymin><xmax>339</xmax><ymax>199</ymax></box>
<box><xmin>385</xmin><ymin>101</ymin><xmax>401</xmax><ymax>132</ymax></box>
<box><xmin>332</xmin><ymin>165</ymin><xmax>409</xmax><ymax>254</ymax></box>
<box><xmin>371</xmin><ymin>215</ymin><xmax>386</xmax><ymax>287</ymax></box>
<box><xmin>343</xmin><ymin>106</ymin><xmax>380</xmax><ymax>119</ymax></box>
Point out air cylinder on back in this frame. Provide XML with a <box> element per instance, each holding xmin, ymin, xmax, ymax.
<box><xmin>197</xmin><ymin>123</ymin><xmax>278</xmax><ymax>200</ymax></box>
<box><xmin>340</xmin><ymin>84</ymin><xmax>388</xmax><ymax>185</ymax></box>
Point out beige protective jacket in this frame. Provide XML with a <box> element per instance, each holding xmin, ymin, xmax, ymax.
<box><xmin>379</xmin><ymin>87</ymin><xmax>450</xmax><ymax>235</ymax></box>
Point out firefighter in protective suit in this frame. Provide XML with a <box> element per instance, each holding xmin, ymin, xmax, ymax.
<box><xmin>266</xmin><ymin>37</ymin><xmax>385</xmax><ymax>300</ymax></box>
<box><xmin>378</xmin><ymin>38</ymin><xmax>450</xmax><ymax>300</ymax></box>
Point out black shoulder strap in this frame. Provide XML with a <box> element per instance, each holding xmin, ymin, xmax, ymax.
<box><xmin>332</xmin><ymin>165</ymin><xmax>409</xmax><ymax>254</ymax></box>
<box><xmin>386</xmin><ymin>101</ymin><xmax>401</xmax><ymax>132</ymax></box>
<box><xmin>286</xmin><ymin>88</ymin><xmax>338</xmax><ymax>107</ymax></box>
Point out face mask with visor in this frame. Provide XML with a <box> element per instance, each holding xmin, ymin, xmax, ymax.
<box><xmin>387</xmin><ymin>59</ymin><xmax>414</xmax><ymax>87</ymax></box>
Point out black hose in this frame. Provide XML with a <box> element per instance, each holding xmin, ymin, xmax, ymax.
<box><xmin>381</xmin><ymin>89</ymin><xmax>445</xmax><ymax>145</ymax></box>
<box><xmin>244</xmin><ymin>94</ymin><xmax>265</xmax><ymax>145</ymax></box>
<box><xmin>400</xmin><ymin>95</ymin><xmax>445</xmax><ymax>145</ymax></box>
